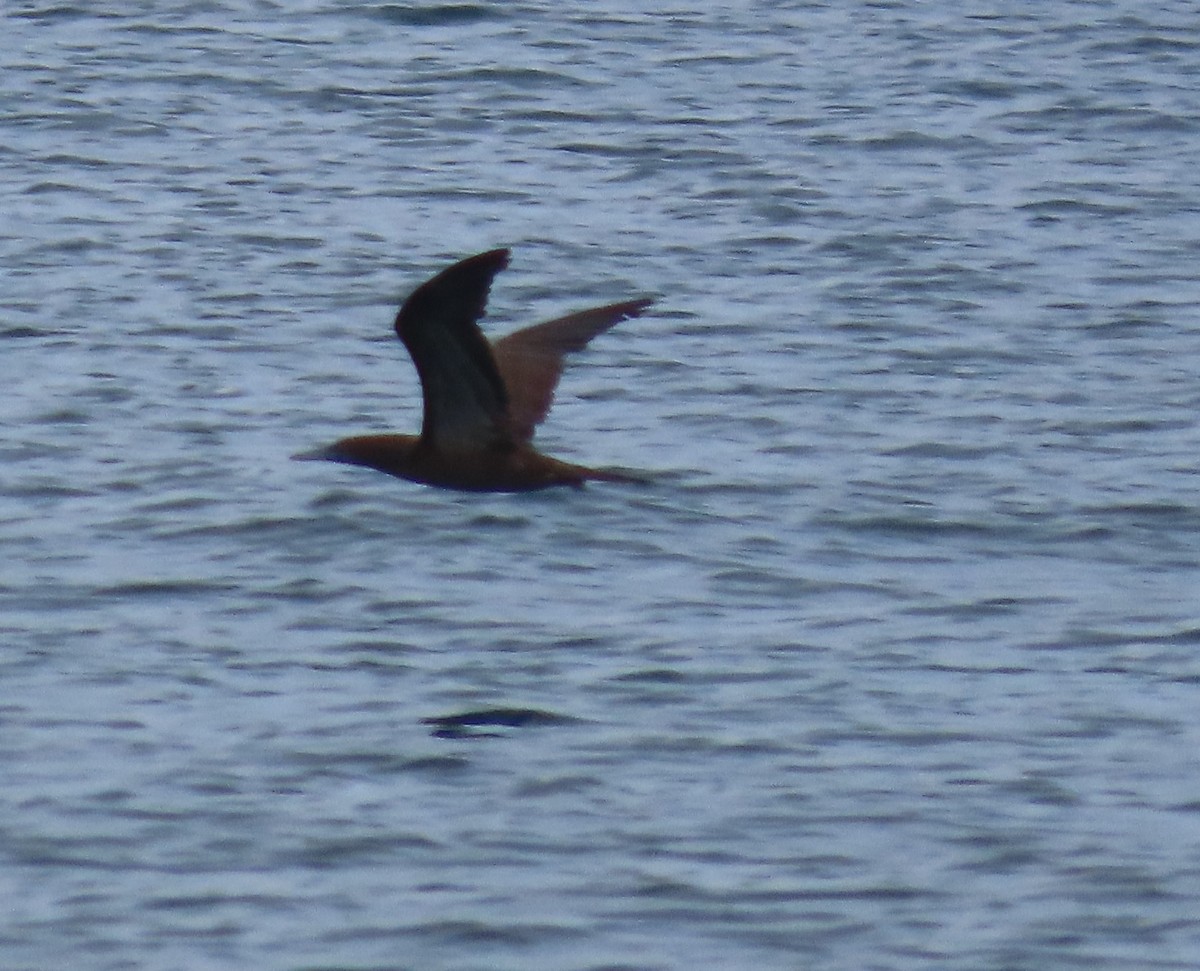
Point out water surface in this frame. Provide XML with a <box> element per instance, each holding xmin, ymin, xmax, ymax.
<box><xmin>3</xmin><ymin>3</ymin><xmax>1200</xmax><ymax>969</ymax></box>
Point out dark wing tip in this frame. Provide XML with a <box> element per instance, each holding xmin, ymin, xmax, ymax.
<box><xmin>475</xmin><ymin>247</ymin><xmax>511</xmax><ymax>270</ymax></box>
<box><xmin>612</xmin><ymin>297</ymin><xmax>655</xmax><ymax>322</ymax></box>
<box><xmin>447</xmin><ymin>248</ymin><xmax>511</xmax><ymax>286</ymax></box>
<box><xmin>393</xmin><ymin>248</ymin><xmax>512</xmax><ymax>341</ymax></box>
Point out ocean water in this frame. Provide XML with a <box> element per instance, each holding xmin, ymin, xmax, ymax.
<box><xmin>4</xmin><ymin>2</ymin><xmax>1200</xmax><ymax>969</ymax></box>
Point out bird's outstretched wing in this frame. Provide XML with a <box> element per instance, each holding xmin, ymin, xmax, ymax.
<box><xmin>393</xmin><ymin>248</ymin><xmax>512</xmax><ymax>453</ymax></box>
<box><xmin>491</xmin><ymin>298</ymin><xmax>653</xmax><ymax>442</ymax></box>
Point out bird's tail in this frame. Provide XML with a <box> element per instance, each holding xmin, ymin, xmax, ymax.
<box><xmin>581</xmin><ymin>465</ymin><xmax>653</xmax><ymax>486</ymax></box>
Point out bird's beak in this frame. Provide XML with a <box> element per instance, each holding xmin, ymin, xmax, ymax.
<box><xmin>291</xmin><ymin>446</ymin><xmax>335</xmax><ymax>462</ymax></box>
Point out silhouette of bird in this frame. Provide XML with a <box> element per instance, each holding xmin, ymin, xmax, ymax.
<box><xmin>296</xmin><ymin>248</ymin><xmax>651</xmax><ymax>491</ymax></box>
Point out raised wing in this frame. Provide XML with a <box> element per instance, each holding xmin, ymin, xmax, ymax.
<box><xmin>491</xmin><ymin>298</ymin><xmax>653</xmax><ymax>442</ymax></box>
<box><xmin>393</xmin><ymin>248</ymin><xmax>512</xmax><ymax>453</ymax></box>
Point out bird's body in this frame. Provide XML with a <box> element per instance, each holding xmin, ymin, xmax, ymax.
<box><xmin>297</xmin><ymin>249</ymin><xmax>650</xmax><ymax>492</ymax></box>
<box><xmin>313</xmin><ymin>433</ymin><xmax>636</xmax><ymax>492</ymax></box>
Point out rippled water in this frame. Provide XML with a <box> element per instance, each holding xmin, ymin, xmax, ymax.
<box><xmin>4</xmin><ymin>3</ymin><xmax>1200</xmax><ymax>969</ymax></box>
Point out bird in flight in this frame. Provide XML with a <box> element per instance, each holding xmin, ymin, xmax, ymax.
<box><xmin>296</xmin><ymin>248</ymin><xmax>652</xmax><ymax>491</ymax></box>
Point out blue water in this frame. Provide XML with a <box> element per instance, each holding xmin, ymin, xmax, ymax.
<box><xmin>4</xmin><ymin>3</ymin><xmax>1200</xmax><ymax>969</ymax></box>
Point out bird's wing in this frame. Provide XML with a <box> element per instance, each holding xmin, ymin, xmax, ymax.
<box><xmin>393</xmin><ymin>248</ymin><xmax>513</xmax><ymax>453</ymax></box>
<box><xmin>491</xmin><ymin>298</ymin><xmax>653</xmax><ymax>442</ymax></box>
